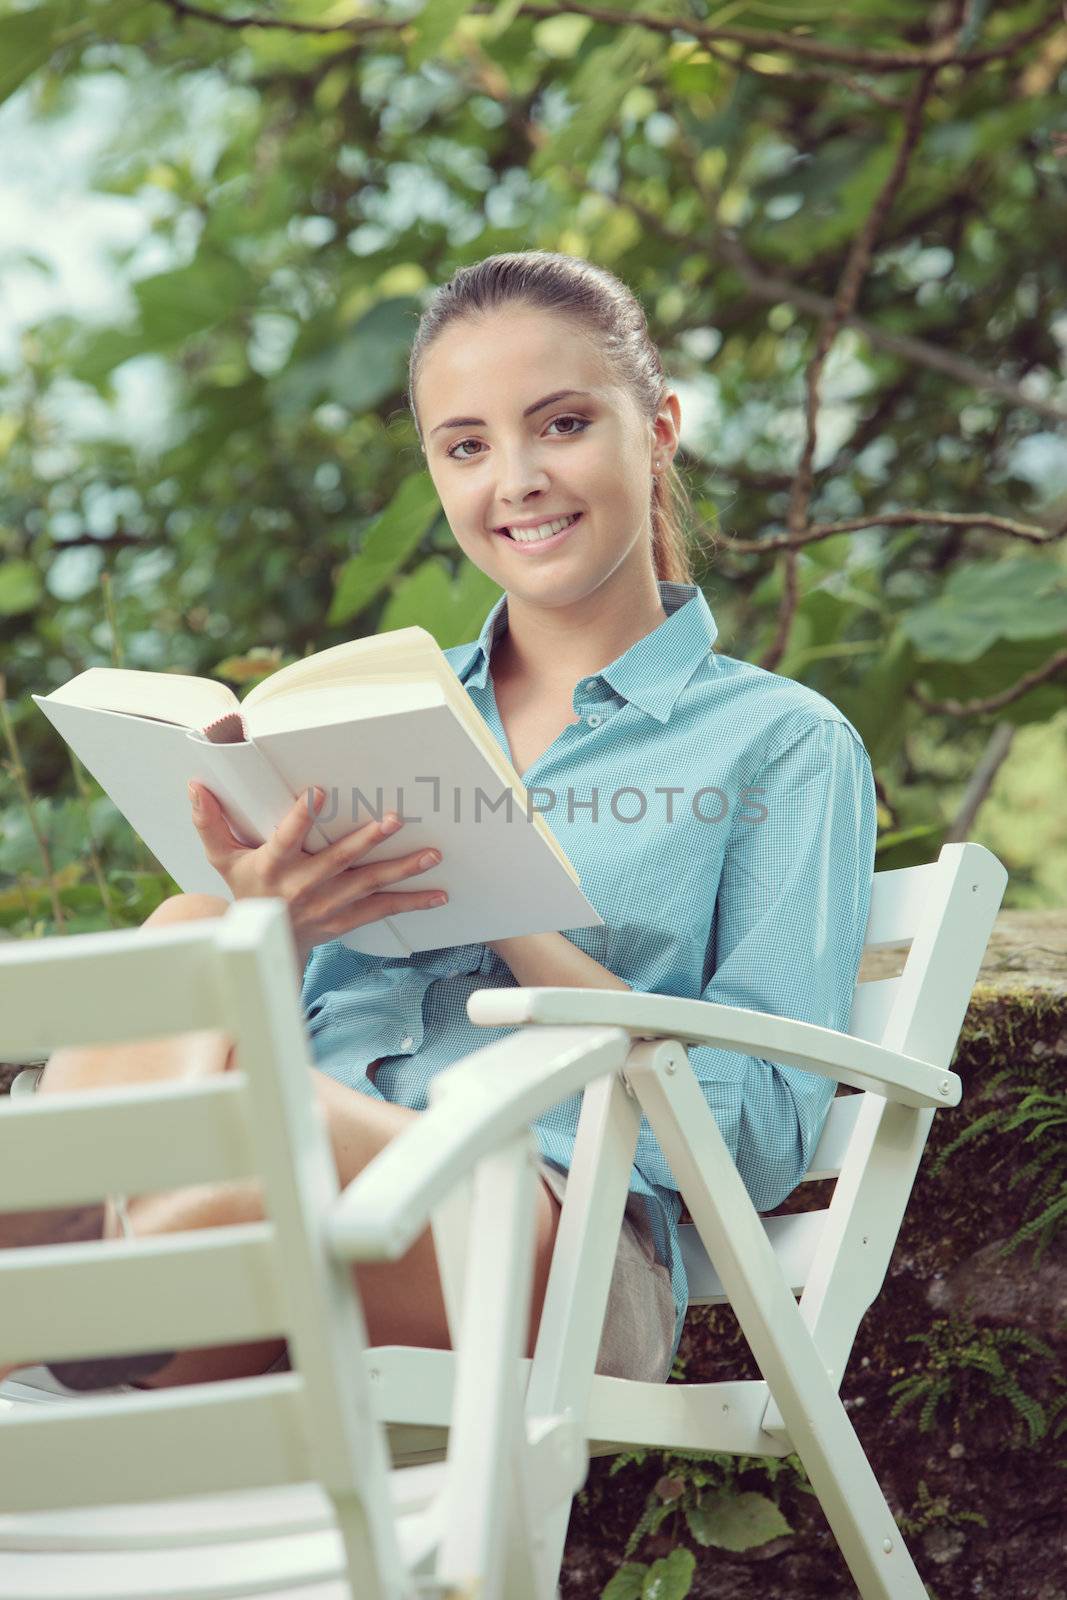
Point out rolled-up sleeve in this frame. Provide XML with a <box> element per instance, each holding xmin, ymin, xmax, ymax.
<box><xmin>636</xmin><ymin>715</ymin><xmax>877</xmax><ymax>1210</ymax></box>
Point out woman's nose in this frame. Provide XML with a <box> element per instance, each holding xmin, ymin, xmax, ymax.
<box><xmin>495</xmin><ymin>462</ymin><xmax>553</xmax><ymax>504</ymax></box>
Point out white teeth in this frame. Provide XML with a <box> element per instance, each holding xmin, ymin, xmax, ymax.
<box><xmin>507</xmin><ymin>512</ymin><xmax>580</xmax><ymax>543</ymax></box>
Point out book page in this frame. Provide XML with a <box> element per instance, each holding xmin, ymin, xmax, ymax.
<box><xmin>241</xmin><ymin>627</ymin><xmax>440</xmax><ymax>709</ymax></box>
<box><xmin>31</xmin><ymin>697</ymin><xmax>234</xmax><ymax>899</ymax></box>
<box><xmin>39</xmin><ymin>668</ymin><xmax>238</xmax><ymax>730</ymax></box>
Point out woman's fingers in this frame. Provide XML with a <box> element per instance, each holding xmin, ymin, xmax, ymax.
<box><xmin>185</xmin><ymin>783</ymin><xmax>445</xmax><ymax>956</ymax></box>
<box><xmin>188</xmin><ymin>783</ymin><xmax>248</xmax><ymax>866</ymax></box>
<box><xmin>292</xmin><ymin>803</ymin><xmax>407</xmax><ymax>892</ymax></box>
<box><xmin>263</xmin><ymin>785</ymin><xmax>332</xmax><ymax>861</ymax></box>
<box><xmin>315</xmin><ymin>847</ymin><xmax>445</xmax><ymax>926</ymax></box>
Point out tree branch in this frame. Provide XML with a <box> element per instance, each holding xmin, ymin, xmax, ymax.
<box><xmin>155</xmin><ymin>0</ymin><xmax>1063</xmax><ymax>77</ymax></box>
<box><xmin>943</xmin><ymin>720</ymin><xmax>1016</xmax><ymax>842</ymax></box>
<box><xmin>158</xmin><ymin>0</ymin><xmax>406</xmax><ymax>36</ymax></box>
<box><xmin>688</xmin><ymin>37</ymin><xmax>909</xmax><ymax>111</ymax></box>
<box><xmin>570</xmin><ymin>167</ymin><xmax>1067</xmax><ymax>429</ymax></box>
<box><xmin>47</xmin><ymin>533</ymin><xmax>151</xmax><ymax>551</ymax></box>
<box><xmin>722</xmin><ymin>510</ymin><xmax>1067</xmax><ymax>555</ymax></box>
<box><xmin>911</xmin><ymin>646</ymin><xmax>1067</xmax><ymax>716</ymax></box>
<box><xmin>760</xmin><ymin>60</ymin><xmax>942</xmax><ymax>671</ymax></box>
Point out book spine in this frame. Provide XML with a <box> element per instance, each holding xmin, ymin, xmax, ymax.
<box><xmin>187</xmin><ymin>731</ymin><xmax>301</xmax><ymax>850</ymax></box>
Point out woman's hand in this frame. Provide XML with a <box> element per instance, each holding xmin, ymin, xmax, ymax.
<box><xmin>188</xmin><ymin>782</ymin><xmax>448</xmax><ymax>968</ymax></box>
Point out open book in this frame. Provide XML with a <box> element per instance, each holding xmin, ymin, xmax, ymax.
<box><xmin>32</xmin><ymin>626</ymin><xmax>603</xmax><ymax>958</ymax></box>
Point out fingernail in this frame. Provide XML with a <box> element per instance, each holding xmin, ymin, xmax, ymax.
<box><xmin>311</xmin><ymin>786</ymin><xmax>325</xmax><ymax>813</ymax></box>
<box><xmin>188</xmin><ymin>783</ymin><xmax>201</xmax><ymax>811</ymax></box>
<box><xmin>381</xmin><ymin>813</ymin><xmax>402</xmax><ymax>833</ymax></box>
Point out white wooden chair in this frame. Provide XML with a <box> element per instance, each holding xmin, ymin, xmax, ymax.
<box><xmin>317</xmin><ymin>838</ymin><xmax>1007</xmax><ymax>1598</ymax></box>
<box><xmin>1</xmin><ymin>839</ymin><xmax>1007</xmax><ymax>1599</ymax></box>
<box><xmin>0</xmin><ymin>898</ymin><xmax>586</xmax><ymax>1600</ymax></box>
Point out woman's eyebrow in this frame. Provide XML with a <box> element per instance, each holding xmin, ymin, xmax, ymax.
<box><xmin>429</xmin><ymin>388</ymin><xmax>595</xmax><ymax>437</ymax></box>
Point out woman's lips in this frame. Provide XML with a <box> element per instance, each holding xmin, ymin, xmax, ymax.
<box><xmin>495</xmin><ymin>512</ymin><xmax>583</xmax><ymax>553</ymax></box>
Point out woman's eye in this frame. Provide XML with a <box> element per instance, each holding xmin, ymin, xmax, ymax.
<box><xmin>446</xmin><ymin>414</ymin><xmax>591</xmax><ymax>461</ymax></box>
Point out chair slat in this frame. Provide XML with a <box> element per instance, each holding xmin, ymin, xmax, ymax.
<box><xmin>0</xmin><ymin>1471</ymin><xmax>446</xmax><ymax>1552</ymax></box>
<box><xmin>0</xmin><ymin>923</ymin><xmax>229</xmax><ymax>1056</ymax></box>
<box><xmin>0</xmin><ymin>1078</ymin><xmax>258</xmax><ymax>1210</ymax></box>
<box><xmin>583</xmin><ymin>1375</ymin><xmax>788</xmax><ymax>1458</ymax></box>
<box><xmin>861</xmin><ymin>861</ymin><xmax>938</xmax><ymax>949</ymax></box>
<box><xmin>846</xmin><ymin>976</ymin><xmax>901</xmax><ymax>1045</ymax></box>
<box><xmin>803</xmin><ymin>1090</ymin><xmax>863</xmax><ymax>1180</ymax></box>
<box><xmin>680</xmin><ymin>1211</ymin><xmax>825</xmax><ymax>1305</ymax></box>
<box><xmin>0</xmin><ymin>1376</ymin><xmax>313</xmax><ymax>1515</ymax></box>
<box><xmin>0</xmin><ymin>1528</ymin><xmax>345</xmax><ymax>1600</ymax></box>
<box><xmin>0</xmin><ymin>1227</ymin><xmax>286</xmax><ymax>1369</ymax></box>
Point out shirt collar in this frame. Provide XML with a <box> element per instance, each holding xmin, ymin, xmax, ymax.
<box><xmin>454</xmin><ymin>579</ymin><xmax>718</xmax><ymax>724</ymax></box>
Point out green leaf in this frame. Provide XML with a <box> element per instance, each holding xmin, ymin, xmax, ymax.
<box><xmin>273</xmin><ymin>297</ymin><xmax>417</xmax><ymax>418</ymax></box>
<box><xmin>406</xmin><ymin>0</ymin><xmax>475</xmax><ymax>71</ymax></box>
<box><xmin>377</xmin><ymin>555</ymin><xmax>502</xmax><ymax>648</ymax></box>
<box><xmin>750</xmin><ymin>138</ymin><xmax>895</xmax><ymax>261</ymax></box>
<box><xmin>327</xmin><ymin>473</ymin><xmax>443</xmax><ymax>625</ymax></box>
<box><xmin>841</xmin><ymin>627</ymin><xmax>916</xmax><ymax>765</ymax></box>
<box><xmin>802</xmin><ymin>533</ymin><xmax>854</xmax><ymax>573</ymax></box>
<box><xmin>0</xmin><ymin>4</ymin><xmax>63</xmax><ymax>107</ymax></box>
<box><xmin>133</xmin><ymin>252</ymin><xmax>248</xmax><ymax>349</ymax></box>
<box><xmin>0</xmin><ymin>559</ymin><xmax>43</xmax><ymax>616</ymax></box>
<box><xmin>900</xmin><ymin>556</ymin><xmax>1067</xmax><ymax>663</ymax></box>
<box><xmin>684</xmin><ymin>1490</ymin><xmax>792</xmax><ymax>1552</ymax></box>
<box><xmin>874</xmin><ymin>822</ymin><xmax>945</xmax><ymax>855</ymax></box>
<box><xmin>601</xmin><ymin>1562</ymin><xmax>649</xmax><ymax>1600</ymax></box>
<box><xmin>70</xmin><ymin>327</ymin><xmax>147</xmax><ymax>391</ymax></box>
<box><xmin>530</xmin><ymin>26</ymin><xmax>662</xmax><ymax>180</ymax></box>
<box><xmin>912</xmin><ymin>635</ymin><xmax>1067</xmax><ymax>728</ymax></box>
<box><xmin>642</xmin><ymin>1546</ymin><xmax>696</xmax><ymax>1599</ymax></box>
<box><xmin>531</xmin><ymin>12</ymin><xmax>593</xmax><ymax>57</ymax></box>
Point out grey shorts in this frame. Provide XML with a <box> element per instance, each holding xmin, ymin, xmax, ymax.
<box><xmin>536</xmin><ymin>1159</ymin><xmax>677</xmax><ymax>1385</ymax></box>
<box><xmin>264</xmin><ymin>1157</ymin><xmax>677</xmax><ymax>1386</ymax></box>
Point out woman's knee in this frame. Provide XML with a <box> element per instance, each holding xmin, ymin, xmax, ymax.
<box><xmin>144</xmin><ymin>893</ymin><xmax>230</xmax><ymax>929</ymax></box>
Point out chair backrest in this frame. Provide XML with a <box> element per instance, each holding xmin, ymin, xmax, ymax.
<box><xmin>0</xmin><ymin>899</ymin><xmax>409</xmax><ymax>1593</ymax></box>
<box><xmin>681</xmin><ymin>841</ymin><xmax>1007</xmax><ymax>1390</ymax></box>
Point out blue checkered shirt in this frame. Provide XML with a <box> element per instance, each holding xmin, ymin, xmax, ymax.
<box><xmin>301</xmin><ymin>580</ymin><xmax>878</xmax><ymax>1363</ymax></box>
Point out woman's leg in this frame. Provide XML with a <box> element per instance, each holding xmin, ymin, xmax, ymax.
<box><xmin>37</xmin><ymin>893</ymin><xmax>240</xmax><ymax>1096</ymax></box>
<box><xmin>5</xmin><ymin>893</ymin><xmax>563</xmax><ymax>1389</ymax></box>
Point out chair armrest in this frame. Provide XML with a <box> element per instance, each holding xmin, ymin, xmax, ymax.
<box><xmin>326</xmin><ymin>1024</ymin><xmax>630</xmax><ymax>1264</ymax></box>
<box><xmin>466</xmin><ymin>987</ymin><xmax>961</xmax><ymax>1112</ymax></box>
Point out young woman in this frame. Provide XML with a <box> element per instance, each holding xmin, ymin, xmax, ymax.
<box><xmin>3</xmin><ymin>251</ymin><xmax>877</xmax><ymax>1394</ymax></box>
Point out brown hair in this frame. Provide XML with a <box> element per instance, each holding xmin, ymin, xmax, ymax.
<box><xmin>405</xmin><ymin>250</ymin><xmax>717</xmax><ymax>585</ymax></box>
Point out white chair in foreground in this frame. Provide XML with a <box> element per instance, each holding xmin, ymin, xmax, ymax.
<box><xmin>0</xmin><ymin>899</ymin><xmax>584</xmax><ymax>1600</ymax></box>
<box><xmin>324</xmin><ymin>839</ymin><xmax>1006</xmax><ymax>1599</ymax></box>
<box><xmin>1</xmin><ymin>840</ymin><xmax>1008</xmax><ymax>1598</ymax></box>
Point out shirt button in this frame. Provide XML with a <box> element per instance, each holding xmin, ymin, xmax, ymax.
<box><xmin>400</xmin><ymin>1034</ymin><xmax>415</xmax><ymax>1051</ymax></box>
<box><xmin>587</xmin><ymin>714</ymin><xmax>602</xmax><ymax>727</ymax></box>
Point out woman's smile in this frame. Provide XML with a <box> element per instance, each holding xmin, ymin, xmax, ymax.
<box><xmin>494</xmin><ymin>511</ymin><xmax>584</xmax><ymax>553</ymax></box>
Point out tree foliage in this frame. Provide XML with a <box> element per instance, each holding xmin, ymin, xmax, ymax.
<box><xmin>2</xmin><ymin>0</ymin><xmax>1066</xmax><ymax>935</ymax></box>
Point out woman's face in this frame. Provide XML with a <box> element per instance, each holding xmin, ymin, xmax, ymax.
<box><xmin>415</xmin><ymin>307</ymin><xmax>678</xmax><ymax>611</ymax></box>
